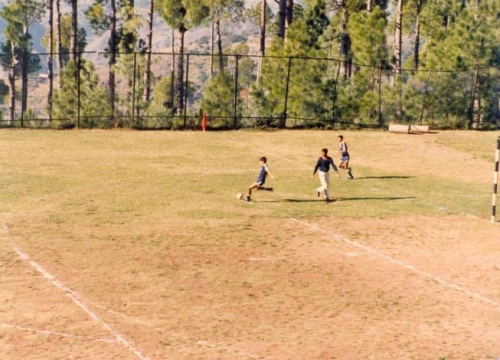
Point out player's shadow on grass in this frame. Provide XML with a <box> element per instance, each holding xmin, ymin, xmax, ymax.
<box><xmin>338</xmin><ymin>196</ymin><xmax>415</xmax><ymax>202</ymax></box>
<box><xmin>278</xmin><ymin>196</ymin><xmax>414</xmax><ymax>203</ymax></box>
<box><xmin>355</xmin><ymin>176</ymin><xmax>414</xmax><ymax>180</ymax></box>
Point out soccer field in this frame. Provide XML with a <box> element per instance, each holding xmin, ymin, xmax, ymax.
<box><xmin>1</xmin><ymin>129</ymin><xmax>499</xmax><ymax>359</ymax></box>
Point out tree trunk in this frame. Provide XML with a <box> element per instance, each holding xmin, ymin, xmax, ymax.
<box><xmin>8</xmin><ymin>50</ymin><xmax>15</xmax><ymax>124</ymax></box>
<box><xmin>21</xmin><ymin>26</ymin><xmax>29</xmax><ymax>117</ymax></box>
<box><xmin>70</xmin><ymin>0</ymin><xmax>77</xmax><ymax>61</ymax></box>
<box><xmin>285</xmin><ymin>0</ymin><xmax>293</xmax><ymax>33</ymax></box>
<box><xmin>215</xmin><ymin>18</ymin><xmax>224</xmax><ymax>73</ymax></box>
<box><xmin>55</xmin><ymin>0</ymin><xmax>62</xmax><ymax>88</ymax></box>
<box><xmin>210</xmin><ymin>20</ymin><xmax>214</xmax><ymax>76</ymax></box>
<box><xmin>109</xmin><ymin>0</ymin><xmax>117</xmax><ymax>118</ymax></box>
<box><xmin>48</xmin><ymin>0</ymin><xmax>54</xmax><ymax>121</ymax></box>
<box><xmin>367</xmin><ymin>0</ymin><xmax>372</xmax><ymax>13</ymax></box>
<box><xmin>277</xmin><ymin>0</ymin><xmax>286</xmax><ymax>39</ymax></box>
<box><xmin>257</xmin><ymin>0</ymin><xmax>266</xmax><ymax>83</ymax></box>
<box><xmin>393</xmin><ymin>0</ymin><xmax>403</xmax><ymax>74</ymax></box>
<box><xmin>442</xmin><ymin>15</ymin><xmax>448</xmax><ymax>29</ymax></box>
<box><xmin>142</xmin><ymin>0</ymin><xmax>154</xmax><ymax>102</ymax></box>
<box><xmin>177</xmin><ymin>26</ymin><xmax>186</xmax><ymax>113</ymax></box>
<box><xmin>339</xmin><ymin>0</ymin><xmax>351</xmax><ymax>78</ymax></box>
<box><xmin>413</xmin><ymin>12</ymin><xmax>420</xmax><ymax>70</ymax></box>
<box><xmin>169</xmin><ymin>28</ymin><xmax>175</xmax><ymax>111</ymax></box>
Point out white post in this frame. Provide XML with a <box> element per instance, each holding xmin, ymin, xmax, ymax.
<box><xmin>492</xmin><ymin>137</ymin><xmax>500</xmax><ymax>223</ymax></box>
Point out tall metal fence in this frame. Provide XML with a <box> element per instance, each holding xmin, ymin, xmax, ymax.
<box><xmin>1</xmin><ymin>51</ymin><xmax>499</xmax><ymax>130</ymax></box>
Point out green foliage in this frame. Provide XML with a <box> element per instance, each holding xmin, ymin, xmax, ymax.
<box><xmin>51</xmin><ymin>60</ymin><xmax>112</xmax><ymax>128</ymax></box>
<box><xmin>201</xmin><ymin>72</ymin><xmax>237</xmax><ymax>128</ymax></box>
<box><xmin>0</xmin><ymin>79</ymin><xmax>9</xmax><ymax>104</ymax></box>
<box><xmin>2</xmin><ymin>0</ymin><xmax>500</xmax><ymax>129</ymax></box>
<box><xmin>227</xmin><ymin>43</ymin><xmax>257</xmax><ymax>88</ymax></box>
<box><xmin>303</xmin><ymin>0</ymin><xmax>329</xmax><ymax>48</ymax></box>
<box><xmin>350</xmin><ymin>6</ymin><xmax>388</xmax><ymax>67</ymax></box>
<box><xmin>142</xmin><ymin>77</ymin><xmax>175</xmax><ymax>129</ymax></box>
<box><xmin>245</xmin><ymin>0</ymin><xmax>274</xmax><ymax>27</ymax></box>
<box><xmin>0</xmin><ymin>41</ymin><xmax>41</xmax><ymax>77</ymax></box>
<box><xmin>159</xmin><ymin>0</ymin><xmax>210</xmax><ymax>30</ymax></box>
<box><xmin>0</xmin><ymin>0</ymin><xmax>44</xmax><ymax>74</ymax></box>
<box><xmin>84</xmin><ymin>0</ymin><xmax>110</xmax><ymax>35</ymax></box>
<box><xmin>42</xmin><ymin>14</ymin><xmax>87</xmax><ymax>65</ymax></box>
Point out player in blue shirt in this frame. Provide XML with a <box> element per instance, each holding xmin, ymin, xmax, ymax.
<box><xmin>246</xmin><ymin>157</ymin><xmax>274</xmax><ymax>201</ymax></box>
<box><xmin>312</xmin><ymin>148</ymin><xmax>338</xmax><ymax>201</ymax></box>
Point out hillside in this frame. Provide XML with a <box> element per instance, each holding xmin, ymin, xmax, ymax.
<box><xmin>0</xmin><ymin>0</ymin><xmax>275</xmax><ymax>57</ymax></box>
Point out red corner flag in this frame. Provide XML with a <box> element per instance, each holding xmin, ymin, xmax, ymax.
<box><xmin>201</xmin><ymin>113</ymin><xmax>207</xmax><ymax>132</ymax></box>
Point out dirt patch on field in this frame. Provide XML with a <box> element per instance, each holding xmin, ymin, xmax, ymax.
<box><xmin>2</xmin><ymin>212</ymin><xmax>500</xmax><ymax>359</ymax></box>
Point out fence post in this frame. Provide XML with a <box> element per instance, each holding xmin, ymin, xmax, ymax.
<box><xmin>492</xmin><ymin>136</ymin><xmax>500</xmax><ymax>223</ymax></box>
<box><xmin>332</xmin><ymin>61</ymin><xmax>341</xmax><ymax>125</ymax></box>
<box><xmin>183</xmin><ymin>54</ymin><xmax>190</xmax><ymax>128</ymax></box>
<box><xmin>419</xmin><ymin>69</ymin><xmax>431</xmax><ymax>125</ymax></box>
<box><xmin>132</xmin><ymin>52</ymin><xmax>137</xmax><ymax>127</ymax></box>
<box><xmin>283</xmin><ymin>57</ymin><xmax>293</xmax><ymax>129</ymax></box>
<box><xmin>233</xmin><ymin>55</ymin><xmax>239</xmax><ymax>129</ymax></box>
<box><xmin>77</xmin><ymin>52</ymin><xmax>81</xmax><ymax>129</ymax></box>
<box><xmin>378</xmin><ymin>63</ymin><xmax>383</xmax><ymax>125</ymax></box>
<box><xmin>468</xmin><ymin>66</ymin><xmax>479</xmax><ymax>129</ymax></box>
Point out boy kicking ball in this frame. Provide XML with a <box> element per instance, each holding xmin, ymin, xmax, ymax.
<box><xmin>246</xmin><ymin>156</ymin><xmax>274</xmax><ymax>202</ymax></box>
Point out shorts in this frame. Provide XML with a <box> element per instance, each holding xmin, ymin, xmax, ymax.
<box><xmin>340</xmin><ymin>153</ymin><xmax>350</xmax><ymax>162</ymax></box>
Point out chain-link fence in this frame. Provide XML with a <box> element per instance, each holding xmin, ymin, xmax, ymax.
<box><xmin>1</xmin><ymin>51</ymin><xmax>499</xmax><ymax>130</ymax></box>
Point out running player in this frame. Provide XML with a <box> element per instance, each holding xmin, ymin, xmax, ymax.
<box><xmin>338</xmin><ymin>135</ymin><xmax>353</xmax><ymax>179</ymax></box>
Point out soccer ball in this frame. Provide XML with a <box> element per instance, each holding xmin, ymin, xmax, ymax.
<box><xmin>236</xmin><ymin>192</ymin><xmax>243</xmax><ymax>200</ymax></box>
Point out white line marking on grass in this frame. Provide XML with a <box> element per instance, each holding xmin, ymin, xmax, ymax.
<box><xmin>290</xmin><ymin>218</ymin><xmax>500</xmax><ymax>309</ymax></box>
<box><xmin>0</xmin><ymin>322</ymin><xmax>116</xmax><ymax>343</ymax></box>
<box><xmin>12</xmin><ymin>246</ymin><xmax>151</xmax><ymax>360</ymax></box>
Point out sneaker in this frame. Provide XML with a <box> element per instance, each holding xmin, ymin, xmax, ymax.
<box><xmin>316</xmin><ymin>191</ymin><xmax>320</xmax><ymax>198</ymax></box>
<box><xmin>246</xmin><ymin>195</ymin><xmax>251</xmax><ymax>202</ymax></box>
<box><xmin>267</xmin><ymin>187</ymin><xmax>273</xmax><ymax>192</ymax></box>
<box><xmin>348</xmin><ymin>169</ymin><xmax>354</xmax><ymax>180</ymax></box>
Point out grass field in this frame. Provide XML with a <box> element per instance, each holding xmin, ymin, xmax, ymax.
<box><xmin>1</xmin><ymin>129</ymin><xmax>500</xmax><ymax>360</ymax></box>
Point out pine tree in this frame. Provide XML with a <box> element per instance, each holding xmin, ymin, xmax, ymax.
<box><xmin>142</xmin><ymin>0</ymin><xmax>154</xmax><ymax>102</ymax></box>
<box><xmin>70</xmin><ymin>0</ymin><xmax>77</xmax><ymax>61</ymax></box>
<box><xmin>0</xmin><ymin>0</ymin><xmax>44</xmax><ymax>123</ymax></box>
<box><xmin>52</xmin><ymin>59</ymin><xmax>112</xmax><ymax>128</ymax></box>
<box><xmin>246</xmin><ymin>0</ymin><xmax>273</xmax><ymax>83</ymax></box>
<box><xmin>159</xmin><ymin>0</ymin><xmax>209</xmax><ymax>114</ymax></box>
<box><xmin>47</xmin><ymin>0</ymin><xmax>54</xmax><ymax>120</ymax></box>
<box><xmin>254</xmin><ymin>2</ymin><xmax>331</xmax><ymax>126</ymax></box>
<box><xmin>42</xmin><ymin>14</ymin><xmax>87</xmax><ymax>67</ymax></box>
<box><xmin>208</xmin><ymin>0</ymin><xmax>245</xmax><ymax>74</ymax></box>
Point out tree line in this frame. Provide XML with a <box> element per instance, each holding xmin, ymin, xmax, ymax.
<box><xmin>1</xmin><ymin>0</ymin><xmax>499</xmax><ymax>129</ymax></box>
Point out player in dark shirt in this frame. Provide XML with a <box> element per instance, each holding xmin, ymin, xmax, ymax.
<box><xmin>312</xmin><ymin>148</ymin><xmax>338</xmax><ymax>201</ymax></box>
<box><xmin>246</xmin><ymin>157</ymin><xmax>274</xmax><ymax>201</ymax></box>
